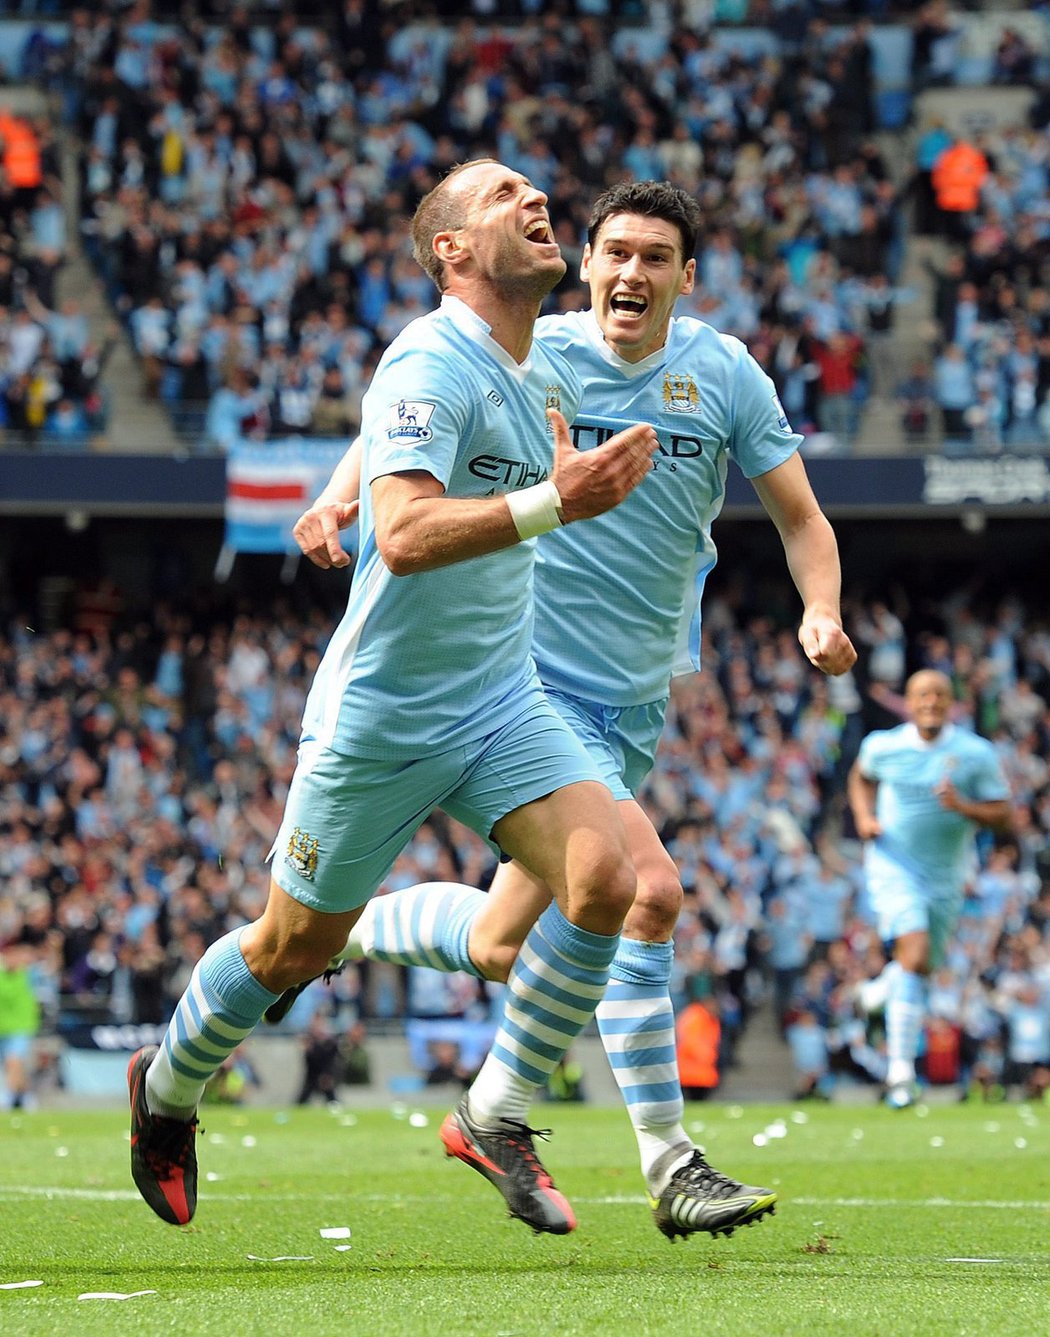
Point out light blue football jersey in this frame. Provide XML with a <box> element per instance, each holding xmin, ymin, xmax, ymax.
<box><xmin>532</xmin><ymin>310</ymin><xmax>800</xmax><ymax>705</ymax></box>
<box><xmin>301</xmin><ymin>296</ymin><xmax>581</xmax><ymax>759</ymax></box>
<box><xmin>857</xmin><ymin>722</ymin><xmax>1010</xmax><ymax>890</ymax></box>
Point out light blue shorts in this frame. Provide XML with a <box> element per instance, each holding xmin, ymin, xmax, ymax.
<box><xmin>544</xmin><ymin>688</ymin><xmax>667</xmax><ymax>800</ymax></box>
<box><xmin>271</xmin><ymin>686</ymin><xmax>604</xmax><ymax>913</ymax></box>
<box><xmin>865</xmin><ymin>846</ymin><xmax>961</xmax><ymax>969</ymax></box>
<box><xmin>0</xmin><ymin>1034</ymin><xmax>31</xmax><ymax>1063</ymax></box>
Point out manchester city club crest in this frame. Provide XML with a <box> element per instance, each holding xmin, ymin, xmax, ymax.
<box><xmin>663</xmin><ymin>372</ymin><xmax>700</xmax><ymax>413</ymax></box>
<box><xmin>544</xmin><ymin>383</ymin><xmax>561</xmax><ymax>431</ymax></box>
<box><xmin>285</xmin><ymin>826</ymin><xmax>319</xmax><ymax>881</ymax></box>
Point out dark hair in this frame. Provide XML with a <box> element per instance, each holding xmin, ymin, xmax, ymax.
<box><xmin>587</xmin><ymin>181</ymin><xmax>702</xmax><ymax>264</ymax></box>
<box><xmin>411</xmin><ymin>159</ymin><xmax>496</xmax><ymax>291</ymax></box>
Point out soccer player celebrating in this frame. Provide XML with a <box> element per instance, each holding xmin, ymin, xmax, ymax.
<box><xmin>282</xmin><ymin>180</ymin><xmax>857</xmax><ymax>1241</ymax></box>
<box><xmin>127</xmin><ymin>160</ymin><xmax>659</xmax><ymax>1235</ymax></box>
<box><xmin>848</xmin><ymin>669</ymin><xmax>1012</xmax><ymax>1108</ymax></box>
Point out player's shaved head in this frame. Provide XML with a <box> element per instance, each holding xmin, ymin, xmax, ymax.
<box><xmin>412</xmin><ymin>159</ymin><xmax>497</xmax><ymax>290</ymax></box>
<box><xmin>905</xmin><ymin>669</ymin><xmax>952</xmax><ymax>699</ymax></box>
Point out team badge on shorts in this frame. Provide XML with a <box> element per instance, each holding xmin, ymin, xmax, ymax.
<box><xmin>663</xmin><ymin>372</ymin><xmax>700</xmax><ymax>413</ymax></box>
<box><xmin>286</xmin><ymin>827</ymin><xmax>319</xmax><ymax>881</ymax></box>
<box><xmin>387</xmin><ymin>398</ymin><xmax>436</xmax><ymax>442</ymax></box>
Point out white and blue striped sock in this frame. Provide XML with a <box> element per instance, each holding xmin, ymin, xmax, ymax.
<box><xmin>468</xmin><ymin>903</ymin><xmax>618</xmax><ymax>1125</ymax></box>
<box><xmin>146</xmin><ymin>929</ymin><xmax>280</xmax><ymax>1117</ymax></box>
<box><xmin>596</xmin><ymin>938</ymin><xmax>692</xmax><ymax>1195</ymax></box>
<box><xmin>885</xmin><ymin>966</ymin><xmax>926</xmax><ymax>1088</ymax></box>
<box><xmin>339</xmin><ymin>882</ymin><xmax>485</xmax><ymax>976</ymax></box>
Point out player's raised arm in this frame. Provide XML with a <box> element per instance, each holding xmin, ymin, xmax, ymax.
<box><xmin>372</xmin><ymin>412</ymin><xmax>657</xmax><ymax>576</ymax></box>
<box><xmin>751</xmin><ymin>453</ymin><xmax>857</xmax><ymax>676</ymax></box>
<box><xmin>293</xmin><ymin>438</ymin><xmax>362</xmax><ymax>569</ymax></box>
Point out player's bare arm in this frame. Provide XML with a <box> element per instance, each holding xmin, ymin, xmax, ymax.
<box><xmin>293</xmin><ymin>437</ymin><xmax>362</xmax><ymax>569</ymax></box>
<box><xmin>751</xmin><ymin>453</ymin><xmax>857</xmax><ymax>676</ymax></box>
<box><xmin>847</xmin><ymin>762</ymin><xmax>882</xmax><ymax>839</ymax></box>
<box><xmin>372</xmin><ymin>415</ymin><xmax>658</xmax><ymax>575</ymax></box>
<box><xmin>934</xmin><ymin>781</ymin><xmax>1014</xmax><ymax>832</ymax></box>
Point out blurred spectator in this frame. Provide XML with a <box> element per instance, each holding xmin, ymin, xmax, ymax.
<box><xmin>676</xmin><ymin>977</ymin><xmax>722</xmax><ymax>1101</ymax></box>
<box><xmin>0</xmin><ymin>942</ymin><xmax>41</xmax><ymax>1109</ymax></box>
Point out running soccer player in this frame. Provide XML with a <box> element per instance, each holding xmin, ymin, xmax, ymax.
<box><xmin>126</xmin><ymin>160</ymin><xmax>659</xmax><ymax>1236</ymax></box>
<box><xmin>848</xmin><ymin>669</ymin><xmax>1012</xmax><ymax>1108</ymax></box>
<box><xmin>282</xmin><ymin>181</ymin><xmax>857</xmax><ymax>1241</ymax></box>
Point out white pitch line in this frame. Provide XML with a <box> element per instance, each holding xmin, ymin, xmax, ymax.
<box><xmin>2</xmin><ymin>1186</ymin><xmax>1049</xmax><ymax>1211</ymax></box>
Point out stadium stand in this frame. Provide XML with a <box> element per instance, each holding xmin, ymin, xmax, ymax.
<box><xmin>0</xmin><ymin>1</ymin><xmax>1048</xmax><ymax>1104</ymax></box>
<box><xmin>1</xmin><ymin>558</ymin><xmax>1047</xmax><ymax>1105</ymax></box>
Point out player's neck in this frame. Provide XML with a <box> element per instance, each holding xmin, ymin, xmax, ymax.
<box><xmin>601</xmin><ymin>326</ymin><xmax>671</xmax><ymax>365</ymax></box>
<box><xmin>447</xmin><ymin>282</ymin><xmax>542</xmax><ymax>363</ymax></box>
<box><xmin>915</xmin><ymin>724</ymin><xmax>944</xmax><ymax>743</ymax></box>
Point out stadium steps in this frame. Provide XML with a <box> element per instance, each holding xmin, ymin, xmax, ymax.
<box><xmin>716</xmin><ymin>1001</ymin><xmax>797</xmax><ymax>1102</ymax></box>
<box><xmin>57</xmin><ymin>129</ymin><xmax>180</xmax><ymax>455</ymax></box>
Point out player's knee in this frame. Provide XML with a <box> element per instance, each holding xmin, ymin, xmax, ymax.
<box><xmin>624</xmin><ymin>867</ymin><xmax>683</xmax><ymax>940</ymax></box>
<box><xmin>570</xmin><ymin>856</ymin><xmax>637</xmax><ymax>926</ymax></box>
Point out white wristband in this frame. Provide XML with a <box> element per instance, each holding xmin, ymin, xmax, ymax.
<box><xmin>506</xmin><ymin>479</ymin><xmax>563</xmax><ymax>540</ymax></box>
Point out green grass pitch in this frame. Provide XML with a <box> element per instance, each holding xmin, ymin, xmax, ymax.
<box><xmin>1</xmin><ymin>1100</ymin><xmax>1047</xmax><ymax>1336</ymax></box>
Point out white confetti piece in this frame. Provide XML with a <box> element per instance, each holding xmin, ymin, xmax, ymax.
<box><xmin>752</xmin><ymin>1133</ymin><xmax>767</xmax><ymax>1148</ymax></box>
<box><xmin>205</xmin><ymin>1173</ymin><xmax>222</xmax><ymax>1182</ymax></box>
<box><xmin>0</xmin><ymin>1280</ymin><xmax>43</xmax><ymax>1290</ymax></box>
<box><xmin>408</xmin><ymin>1112</ymin><xmax>429</xmax><ymax>1128</ymax></box>
<box><xmin>320</xmin><ymin>1226</ymin><xmax>351</xmax><ymax>1240</ymax></box>
<box><xmin>77</xmin><ymin>1291</ymin><xmax>157</xmax><ymax>1301</ymax></box>
<box><xmin>55</xmin><ymin>1148</ymin><xmax>69</xmax><ymax>1158</ymax></box>
<box><xmin>334</xmin><ymin>1245</ymin><xmax>353</xmax><ymax>1253</ymax></box>
<box><xmin>241</xmin><ymin>1135</ymin><xmax>257</xmax><ymax>1148</ymax></box>
<box><xmin>929</xmin><ymin>1136</ymin><xmax>944</xmax><ymax>1148</ymax></box>
<box><xmin>1014</xmin><ymin>1138</ymin><xmax>1027</xmax><ymax>1150</ymax></box>
<box><xmin>246</xmin><ymin>1255</ymin><xmax>315</xmax><ymax>1262</ymax></box>
<box><xmin>946</xmin><ymin>1258</ymin><xmax>1004</xmax><ymax>1264</ymax></box>
<box><xmin>790</xmin><ymin>1111</ymin><xmax>809</xmax><ymax>1125</ymax></box>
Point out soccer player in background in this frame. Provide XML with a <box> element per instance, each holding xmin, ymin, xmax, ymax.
<box><xmin>282</xmin><ymin>180</ymin><xmax>857</xmax><ymax>1241</ymax></box>
<box><xmin>848</xmin><ymin>669</ymin><xmax>1013</xmax><ymax>1108</ymax></box>
<box><xmin>127</xmin><ymin>160</ymin><xmax>660</xmax><ymax>1235</ymax></box>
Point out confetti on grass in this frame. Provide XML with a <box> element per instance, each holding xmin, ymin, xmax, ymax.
<box><xmin>319</xmin><ymin>1227</ymin><xmax>352</xmax><ymax>1240</ymax></box>
<box><xmin>0</xmin><ymin>1280</ymin><xmax>43</xmax><ymax>1290</ymax></box>
<box><xmin>78</xmin><ymin>1291</ymin><xmax>158</xmax><ymax>1301</ymax></box>
<box><xmin>246</xmin><ymin>1255</ymin><xmax>315</xmax><ymax>1262</ymax></box>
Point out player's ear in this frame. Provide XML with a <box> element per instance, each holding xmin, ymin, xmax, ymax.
<box><xmin>579</xmin><ymin>243</ymin><xmax>592</xmax><ymax>284</ymax></box>
<box><xmin>434</xmin><ymin>228</ymin><xmax>467</xmax><ymax>272</ymax></box>
<box><xmin>680</xmin><ymin>257</ymin><xmax>696</xmax><ymax>297</ymax></box>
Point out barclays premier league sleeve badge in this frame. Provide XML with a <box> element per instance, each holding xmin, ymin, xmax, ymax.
<box><xmin>387</xmin><ymin>398</ymin><xmax>436</xmax><ymax>443</ymax></box>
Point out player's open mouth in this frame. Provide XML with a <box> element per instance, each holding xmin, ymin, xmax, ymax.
<box><xmin>610</xmin><ymin>294</ymin><xmax>648</xmax><ymax>316</ymax></box>
<box><xmin>524</xmin><ymin>218</ymin><xmax>554</xmax><ymax>245</ymax></box>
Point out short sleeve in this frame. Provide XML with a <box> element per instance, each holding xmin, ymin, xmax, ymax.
<box><xmin>728</xmin><ymin>341</ymin><xmax>802</xmax><ymax>479</ymax></box>
<box><xmin>362</xmin><ymin>347</ymin><xmax>473</xmax><ymax>490</ymax></box>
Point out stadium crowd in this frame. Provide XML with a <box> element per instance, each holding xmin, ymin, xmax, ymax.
<box><xmin>54</xmin><ymin>0</ymin><xmax>908</xmax><ymax>451</ymax></box>
<box><xmin>1</xmin><ymin>569</ymin><xmax>1048</xmax><ymax>1106</ymax></box>
<box><xmin>0</xmin><ymin>2</ymin><xmax>1040</xmax><ymax>454</ymax></box>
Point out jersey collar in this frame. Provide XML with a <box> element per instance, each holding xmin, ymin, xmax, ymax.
<box><xmin>582</xmin><ymin>308</ymin><xmax>671</xmax><ymax>378</ymax></box>
<box><xmin>903</xmin><ymin>722</ymin><xmax>955</xmax><ymax>749</ymax></box>
<box><xmin>440</xmin><ymin>294</ymin><xmax>534</xmax><ymax>381</ymax></box>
